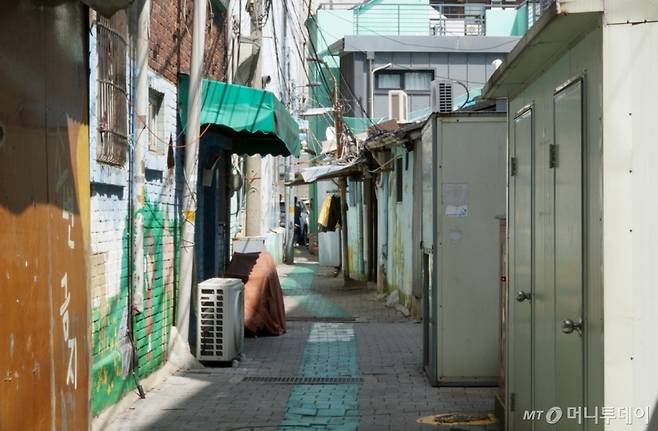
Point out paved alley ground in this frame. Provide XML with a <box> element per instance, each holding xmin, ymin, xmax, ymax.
<box><xmin>104</xmin><ymin>252</ymin><xmax>499</xmax><ymax>431</ymax></box>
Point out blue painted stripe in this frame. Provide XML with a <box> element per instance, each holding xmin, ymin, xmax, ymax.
<box><xmin>279</xmin><ymin>265</ymin><xmax>360</xmax><ymax>430</ymax></box>
<box><xmin>280</xmin><ymin>324</ymin><xmax>360</xmax><ymax>430</ymax></box>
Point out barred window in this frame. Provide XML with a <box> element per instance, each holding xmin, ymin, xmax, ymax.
<box><xmin>96</xmin><ymin>11</ymin><xmax>128</xmax><ymax>166</ymax></box>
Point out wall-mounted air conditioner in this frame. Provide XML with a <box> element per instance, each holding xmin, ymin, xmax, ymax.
<box><xmin>196</xmin><ymin>278</ymin><xmax>244</xmax><ymax>362</ymax></box>
<box><xmin>431</xmin><ymin>80</ymin><xmax>454</xmax><ymax>113</ymax></box>
<box><xmin>388</xmin><ymin>90</ymin><xmax>409</xmax><ymax>123</ymax></box>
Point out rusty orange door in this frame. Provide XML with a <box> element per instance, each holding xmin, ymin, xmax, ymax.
<box><xmin>0</xmin><ymin>2</ymin><xmax>90</xmax><ymax>430</ymax></box>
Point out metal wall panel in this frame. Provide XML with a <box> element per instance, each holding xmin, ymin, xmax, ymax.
<box><xmin>553</xmin><ymin>78</ymin><xmax>585</xmax><ymax>430</ymax></box>
<box><xmin>0</xmin><ymin>2</ymin><xmax>90</xmax><ymax>430</ymax></box>
<box><xmin>602</xmin><ymin>19</ymin><xmax>658</xmax><ymax>430</ymax></box>
<box><xmin>509</xmin><ymin>107</ymin><xmax>534</xmax><ymax>430</ymax></box>
<box><xmin>507</xmin><ymin>25</ymin><xmax>603</xmax><ymax>431</ymax></box>
<box><xmin>432</xmin><ymin>114</ymin><xmax>506</xmax><ymax>384</ymax></box>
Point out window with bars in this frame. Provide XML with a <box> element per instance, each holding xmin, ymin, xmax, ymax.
<box><xmin>96</xmin><ymin>11</ymin><xmax>128</xmax><ymax>166</ymax></box>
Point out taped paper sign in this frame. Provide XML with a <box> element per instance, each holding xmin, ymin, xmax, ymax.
<box><xmin>442</xmin><ymin>183</ymin><xmax>469</xmax><ymax>217</ymax></box>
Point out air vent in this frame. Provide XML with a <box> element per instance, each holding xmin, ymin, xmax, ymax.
<box><xmin>196</xmin><ymin>278</ymin><xmax>244</xmax><ymax>362</ymax></box>
<box><xmin>431</xmin><ymin>80</ymin><xmax>453</xmax><ymax>113</ymax></box>
<box><xmin>199</xmin><ymin>288</ymin><xmax>224</xmax><ymax>357</ymax></box>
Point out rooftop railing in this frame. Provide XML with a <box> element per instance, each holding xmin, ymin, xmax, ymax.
<box><xmin>316</xmin><ymin>0</ymin><xmax>551</xmax><ymax>37</ymax></box>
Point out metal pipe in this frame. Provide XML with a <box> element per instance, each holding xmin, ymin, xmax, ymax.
<box><xmin>369</xmin><ymin>62</ymin><xmax>392</xmax><ymax>119</ymax></box>
<box><xmin>177</xmin><ymin>0</ymin><xmax>207</xmax><ymax>344</ymax></box>
<box><xmin>245</xmin><ymin>0</ymin><xmax>263</xmax><ymax>237</ymax></box>
<box><xmin>284</xmin><ymin>156</ymin><xmax>294</xmax><ymax>263</ymax></box>
<box><xmin>133</xmin><ymin>0</ymin><xmax>149</xmax><ymax>315</ymax></box>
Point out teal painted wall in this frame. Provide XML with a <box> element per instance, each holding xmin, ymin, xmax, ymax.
<box><xmin>376</xmin><ymin>146</ymin><xmax>414</xmax><ymax>307</ymax></box>
<box><xmin>346</xmin><ymin>180</ymin><xmax>367</xmax><ymax>281</ymax></box>
<box><xmin>354</xmin><ymin>0</ymin><xmax>430</xmax><ymax>36</ymax></box>
<box><xmin>512</xmin><ymin>4</ymin><xmax>529</xmax><ymax>36</ymax></box>
<box><xmin>485</xmin><ymin>8</ymin><xmax>518</xmax><ymax>36</ymax></box>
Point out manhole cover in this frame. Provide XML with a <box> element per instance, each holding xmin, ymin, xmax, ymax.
<box><xmin>242</xmin><ymin>376</ymin><xmax>363</xmax><ymax>385</ymax></box>
<box><xmin>417</xmin><ymin>412</ymin><xmax>497</xmax><ymax>426</ymax></box>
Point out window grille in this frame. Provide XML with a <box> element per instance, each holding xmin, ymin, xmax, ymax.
<box><xmin>96</xmin><ymin>12</ymin><xmax>128</xmax><ymax>166</ymax></box>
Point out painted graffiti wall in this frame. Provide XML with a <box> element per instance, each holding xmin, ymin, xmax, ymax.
<box><xmin>89</xmin><ymin>17</ymin><xmax>179</xmax><ymax>415</ymax></box>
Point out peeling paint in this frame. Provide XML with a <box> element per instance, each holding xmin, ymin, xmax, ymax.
<box><xmin>375</xmin><ymin>146</ymin><xmax>415</xmax><ymax>309</ymax></box>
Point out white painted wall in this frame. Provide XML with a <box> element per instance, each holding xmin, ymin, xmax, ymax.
<box><xmin>602</xmin><ymin>15</ymin><xmax>658</xmax><ymax>431</ymax></box>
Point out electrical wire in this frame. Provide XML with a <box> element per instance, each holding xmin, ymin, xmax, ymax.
<box><xmin>298</xmin><ymin>0</ymin><xmax>381</xmax><ymax>128</ymax></box>
<box><xmin>267</xmin><ymin>1</ymin><xmax>289</xmax><ymax>99</ymax></box>
<box><xmin>270</xmin><ymin>0</ymin><xmax>365</xmax><ymax>155</ymax></box>
<box><xmin>282</xmin><ymin>0</ymin><xmax>368</xmax><ymax>151</ymax></box>
<box><xmin>303</xmin><ymin>1</ymin><xmax>499</xmax><ymax>109</ymax></box>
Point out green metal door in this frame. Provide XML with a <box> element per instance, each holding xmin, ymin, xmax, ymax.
<box><xmin>553</xmin><ymin>79</ymin><xmax>585</xmax><ymax>430</ymax></box>
<box><xmin>510</xmin><ymin>106</ymin><xmax>534</xmax><ymax>430</ymax></box>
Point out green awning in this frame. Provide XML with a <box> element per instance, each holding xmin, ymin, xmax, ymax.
<box><xmin>179</xmin><ymin>74</ymin><xmax>301</xmax><ymax>157</ymax></box>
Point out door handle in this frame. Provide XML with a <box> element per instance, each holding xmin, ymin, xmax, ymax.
<box><xmin>516</xmin><ymin>291</ymin><xmax>531</xmax><ymax>302</ymax></box>
<box><xmin>561</xmin><ymin>318</ymin><xmax>583</xmax><ymax>336</ymax></box>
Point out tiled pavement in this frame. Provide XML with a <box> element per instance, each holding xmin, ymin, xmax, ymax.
<box><xmin>102</xmin><ymin>252</ymin><xmax>500</xmax><ymax>431</ymax></box>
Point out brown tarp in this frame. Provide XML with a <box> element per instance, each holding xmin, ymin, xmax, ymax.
<box><xmin>224</xmin><ymin>252</ymin><xmax>287</xmax><ymax>336</ymax></box>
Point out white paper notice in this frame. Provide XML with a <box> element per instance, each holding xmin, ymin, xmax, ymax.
<box><xmin>443</xmin><ymin>183</ymin><xmax>469</xmax><ymax>217</ymax></box>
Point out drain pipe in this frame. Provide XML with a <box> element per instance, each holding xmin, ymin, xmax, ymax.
<box><xmin>133</xmin><ymin>0</ymin><xmax>149</xmax><ymax>316</ymax></box>
<box><xmin>176</xmin><ymin>0</ymin><xmax>207</xmax><ymax>348</ymax></box>
<box><xmin>128</xmin><ymin>0</ymin><xmax>150</xmax><ymax>398</ymax></box>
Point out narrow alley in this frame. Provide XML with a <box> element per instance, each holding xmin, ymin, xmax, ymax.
<box><xmin>103</xmin><ymin>251</ymin><xmax>498</xmax><ymax>431</ymax></box>
<box><xmin>5</xmin><ymin>2</ymin><xmax>658</xmax><ymax>431</ymax></box>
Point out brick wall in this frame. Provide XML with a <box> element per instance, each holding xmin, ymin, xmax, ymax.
<box><xmin>149</xmin><ymin>0</ymin><xmax>227</xmax><ymax>84</ymax></box>
<box><xmin>90</xmin><ymin>1</ymin><xmax>227</xmax><ymax>415</ymax></box>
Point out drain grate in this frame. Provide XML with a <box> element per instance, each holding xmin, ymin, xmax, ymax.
<box><xmin>242</xmin><ymin>376</ymin><xmax>363</xmax><ymax>385</ymax></box>
<box><xmin>287</xmin><ymin>316</ymin><xmax>356</xmax><ymax>323</ymax></box>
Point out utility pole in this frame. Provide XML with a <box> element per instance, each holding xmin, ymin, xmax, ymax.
<box><xmin>177</xmin><ymin>0</ymin><xmax>207</xmax><ymax>347</ymax></box>
<box><xmin>307</xmin><ymin>55</ymin><xmax>350</xmax><ymax>281</ymax></box>
<box><xmin>331</xmin><ymin>75</ymin><xmax>350</xmax><ymax>282</ymax></box>
<box><xmin>245</xmin><ymin>0</ymin><xmax>263</xmax><ymax>237</ymax></box>
<box><xmin>283</xmin><ymin>0</ymin><xmax>295</xmax><ymax>264</ymax></box>
<box><xmin>284</xmin><ymin>156</ymin><xmax>295</xmax><ymax>263</ymax></box>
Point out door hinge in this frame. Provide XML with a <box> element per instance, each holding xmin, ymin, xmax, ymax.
<box><xmin>510</xmin><ymin>157</ymin><xmax>518</xmax><ymax>177</ymax></box>
<box><xmin>549</xmin><ymin>144</ymin><xmax>558</xmax><ymax>168</ymax></box>
<box><xmin>510</xmin><ymin>392</ymin><xmax>516</xmax><ymax>412</ymax></box>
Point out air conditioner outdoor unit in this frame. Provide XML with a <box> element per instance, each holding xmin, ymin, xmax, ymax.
<box><xmin>431</xmin><ymin>80</ymin><xmax>454</xmax><ymax>113</ymax></box>
<box><xmin>196</xmin><ymin>278</ymin><xmax>245</xmax><ymax>362</ymax></box>
<box><xmin>388</xmin><ymin>90</ymin><xmax>409</xmax><ymax>123</ymax></box>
